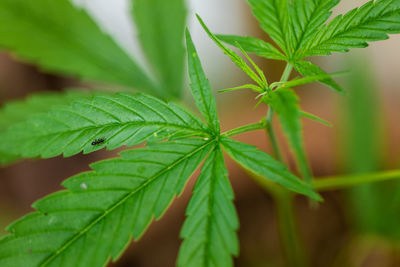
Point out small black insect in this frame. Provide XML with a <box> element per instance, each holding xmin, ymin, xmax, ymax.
<box><xmin>91</xmin><ymin>138</ymin><xmax>105</xmax><ymax>146</ymax></box>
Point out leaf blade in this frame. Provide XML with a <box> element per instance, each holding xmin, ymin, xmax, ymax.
<box><xmin>178</xmin><ymin>146</ymin><xmax>239</xmax><ymax>267</ymax></box>
<box><xmin>0</xmin><ymin>93</ymin><xmax>209</xmax><ymax>160</ymax></box>
<box><xmin>132</xmin><ymin>0</ymin><xmax>186</xmax><ymax>98</ymax></box>
<box><xmin>0</xmin><ymin>138</ymin><xmax>214</xmax><ymax>267</ymax></box>
<box><xmin>216</xmin><ymin>34</ymin><xmax>286</xmax><ymax>61</ymax></box>
<box><xmin>0</xmin><ymin>0</ymin><xmax>157</xmax><ymax>94</ymax></box>
<box><xmin>221</xmin><ymin>137</ymin><xmax>321</xmax><ymax>200</ymax></box>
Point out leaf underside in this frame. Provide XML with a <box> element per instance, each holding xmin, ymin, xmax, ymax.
<box><xmin>0</xmin><ymin>138</ymin><xmax>214</xmax><ymax>267</ymax></box>
<box><xmin>0</xmin><ymin>93</ymin><xmax>209</xmax><ymax>160</ymax></box>
<box><xmin>178</xmin><ymin>146</ymin><xmax>239</xmax><ymax>267</ymax></box>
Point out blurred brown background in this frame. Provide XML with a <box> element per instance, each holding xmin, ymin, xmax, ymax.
<box><xmin>1</xmin><ymin>0</ymin><xmax>400</xmax><ymax>266</ymax></box>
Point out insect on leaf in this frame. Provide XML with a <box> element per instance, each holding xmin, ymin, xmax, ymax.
<box><xmin>0</xmin><ymin>138</ymin><xmax>215</xmax><ymax>267</ymax></box>
<box><xmin>0</xmin><ymin>93</ymin><xmax>209</xmax><ymax>160</ymax></box>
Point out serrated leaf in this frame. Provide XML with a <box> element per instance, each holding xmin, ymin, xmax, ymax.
<box><xmin>271</xmin><ymin>72</ymin><xmax>345</xmax><ymax>90</ymax></box>
<box><xmin>221</xmin><ymin>137</ymin><xmax>321</xmax><ymax>200</ymax></box>
<box><xmin>132</xmin><ymin>0</ymin><xmax>186</xmax><ymax>98</ymax></box>
<box><xmin>216</xmin><ymin>34</ymin><xmax>286</xmax><ymax>61</ymax></box>
<box><xmin>289</xmin><ymin>0</ymin><xmax>340</xmax><ymax>56</ymax></box>
<box><xmin>178</xmin><ymin>146</ymin><xmax>239</xmax><ymax>267</ymax></box>
<box><xmin>298</xmin><ymin>0</ymin><xmax>400</xmax><ymax>58</ymax></box>
<box><xmin>196</xmin><ymin>15</ymin><xmax>265</xmax><ymax>87</ymax></box>
<box><xmin>0</xmin><ymin>138</ymin><xmax>214</xmax><ymax>267</ymax></box>
<box><xmin>265</xmin><ymin>89</ymin><xmax>312</xmax><ymax>184</ymax></box>
<box><xmin>0</xmin><ymin>93</ymin><xmax>209</xmax><ymax>160</ymax></box>
<box><xmin>0</xmin><ymin>90</ymin><xmax>90</xmax><ymax>165</ymax></box>
<box><xmin>0</xmin><ymin>90</ymin><xmax>89</xmax><ymax>131</ymax></box>
<box><xmin>247</xmin><ymin>0</ymin><xmax>292</xmax><ymax>55</ymax></box>
<box><xmin>0</xmin><ymin>0</ymin><xmax>157</xmax><ymax>95</ymax></box>
<box><xmin>294</xmin><ymin>61</ymin><xmax>344</xmax><ymax>93</ymax></box>
<box><xmin>185</xmin><ymin>29</ymin><xmax>220</xmax><ymax>133</ymax></box>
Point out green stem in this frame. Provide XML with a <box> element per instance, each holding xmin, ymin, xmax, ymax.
<box><xmin>221</xmin><ymin>121</ymin><xmax>266</xmax><ymax>137</ymax></box>
<box><xmin>265</xmin><ymin>108</ymin><xmax>283</xmax><ymax>162</ymax></box>
<box><xmin>314</xmin><ymin>170</ymin><xmax>400</xmax><ymax>191</ymax></box>
<box><xmin>262</xmin><ymin>62</ymin><xmax>308</xmax><ymax>267</ymax></box>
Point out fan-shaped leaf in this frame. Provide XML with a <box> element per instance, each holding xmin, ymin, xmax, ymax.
<box><xmin>178</xmin><ymin>146</ymin><xmax>239</xmax><ymax>267</ymax></box>
<box><xmin>0</xmin><ymin>0</ymin><xmax>157</xmax><ymax>94</ymax></box>
<box><xmin>221</xmin><ymin>137</ymin><xmax>321</xmax><ymax>200</ymax></box>
<box><xmin>298</xmin><ymin>0</ymin><xmax>400</xmax><ymax>58</ymax></box>
<box><xmin>133</xmin><ymin>0</ymin><xmax>186</xmax><ymax>98</ymax></box>
<box><xmin>0</xmin><ymin>138</ymin><xmax>215</xmax><ymax>267</ymax></box>
<box><xmin>0</xmin><ymin>93</ymin><xmax>209</xmax><ymax>160</ymax></box>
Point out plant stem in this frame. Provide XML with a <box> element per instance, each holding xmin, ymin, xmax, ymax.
<box><xmin>314</xmin><ymin>170</ymin><xmax>400</xmax><ymax>191</ymax></box>
<box><xmin>262</xmin><ymin>62</ymin><xmax>309</xmax><ymax>267</ymax></box>
<box><xmin>265</xmin><ymin>108</ymin><xmax>283</xmax><ymax>162</ymax></box>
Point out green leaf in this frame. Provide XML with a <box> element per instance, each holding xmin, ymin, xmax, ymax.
<box><xmin>196</xmin><ymin>15</ymin><xmax>265</xmax><ymax>87</ymax></box>
<box><xmin>216</xmin><ymin>34</ymin><xmax>286</xmax><ymax>61</ymax></box>
<box><xmin>185</xmin><ymin>30</ymin><xmax>220</xmax><ymax>133</ymax></box>
<box><xmin>298</xmin><ymin>0</ymin><xmax>400</xmax><ymax>58</ymax></box>
<box><xmin>301</xmin><ymin>111</ymin><xmax>332</xmax><ymax>127</ymax></box>
<box><xmin>289</xmin><ymin>0</ymin><xmax>340</xmax><ymax>57</ymax></box>
<box><xmin>271</xmin><ymin>72</ymin><xmax>346</xmax><ymax>90</ymax></box>
<box><xmin>247</xmin><ymin>0</ymin><xmax>292</xmax><ymax>55</ymax></box>
<box><xmin>0</xmin><ymin>0</ymin><xmax>157</xmax><ymax>95</ymax></box>
<box><xmin>0</xmin><ymin>90</ymin><xmax>90</xmax><ymax>165</ymax></box>
<box><xmin>294</xmin><ymin>61</ymin><xmax>344</xmax><ymax>93</ymax></box>
<box><xmin>0</xmin><ymin>138</ymin><xmax>214</xmax><ymax>267</ymax></box>
<box><xmin>221</xmin><ymin>137</ymin><xmax>321</xmax><ymax>200</ymax></box>
<box><xmin>0</xmin><ymin>90</ymin><xmax>89</xmax><ymax>131</ymax></box>
<box><xmin>0</xmin><ymin>93</ymin><xmax>209</xmax><ymax>160</ymax></box>
<box><xmin>265</xmin><ymin>89</ymin><xmax>312</xmax><ymax>185</ymax></box>
<box><xmin>178</xmin><ymin>146</ymin><xmax>239</xmax><ymax>267</ymax></box>
<box><xmin>132</xmin><ymin>0</ymin><xmax>186</xmax><ymax>98</ymax></box>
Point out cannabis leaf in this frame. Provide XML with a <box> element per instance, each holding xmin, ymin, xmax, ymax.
<box><xmin>289</xmin><ymin>0</ymin><xmax>340</xmax><ymax>56</ymax></box>
<box><xmin>297</xmin><ymin>0</ymin><xmax>400</xmax><ymax>58</ymax></box>
<box><xmin>0</xmin><ymin>90</ymin><xmax>89</xmax><ymax>165</ymax></box>
<box><xmin>133</xmin><ymin>0</ymin><xmax>186</xmax><ymax>98</ymax></box>
<box><xmin>215</xmin><ymin>34</ymin><xmax>286</xmax><ymax>61</ymax></box>
<box><xmin>185</xmin><ymin>29</ymin><xmax>220</xmax><ymax>133</ymax></box>
<box><xmin>0</xmin><ymin>138</ymin><xmax>214</xmax><ymax>267</ymax></box>
<box><xmin>265</xmin><ymin>89</ymin><xmax>312</xmax><ymax>184</ymax></box>
<box><xmin>221</xmin><ymin>137</ymin><xmax>321</xmax><ymax>200</ymax></box>
<box><xmin>0</xmin><ymin>0</ymin><xmax>157</xmax><ymax>95</ymax></box>
<box><xmin>293</xmin><ymin>61</ymin><xmax>344</xmax><ymax>93</ymax></box>
<box><xmin>178</xmin><ymin>146</ymin><xmax>239</xmax><ymax>267</ymax></box>
<box><xmin>0</xmin><ymin>93</ymin><xmax>209</xmax><ymax>160</ymax></box>
<box><xmin>247</xmin><ymin>0</ymin><xmax>292</xmax><ymax>55</ymax></box>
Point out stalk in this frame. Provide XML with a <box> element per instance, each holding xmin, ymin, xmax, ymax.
<box><xmin>262</xmin><ymin>63</ymin><xmax>309</xmax><ymax>267</ymax></box>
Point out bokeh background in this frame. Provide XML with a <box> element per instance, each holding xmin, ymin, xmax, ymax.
<box><xmin>1</xmin><ymin>0</ymin><xmax>400</xmax><ymax>266</ymax></box>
